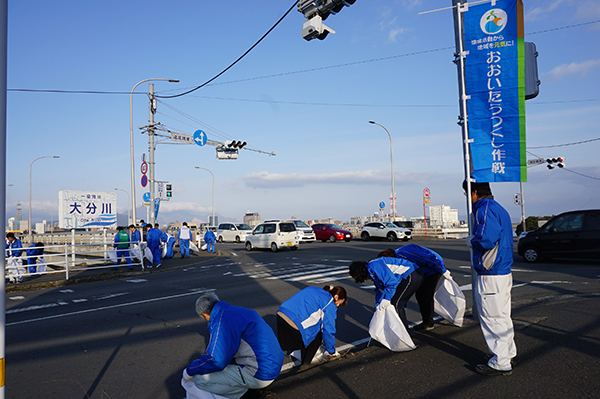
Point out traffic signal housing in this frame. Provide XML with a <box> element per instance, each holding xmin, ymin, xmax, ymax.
<box><xmin>166</xmin><ymin>184</ymin><xmax>172</xmax><ymax>197</ymax></box>
<box><xmin>546</xmin><ymin>157</ymin><xmax>565</xmax><ymax>169</ymax></box>
<box><xmin>298</xmin><ymin>0</ymin><xmax>357</xmax><ymax>41</ymax></box>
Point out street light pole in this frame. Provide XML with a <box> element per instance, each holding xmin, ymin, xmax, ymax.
<box><xmin>369</xmin><ymin>121</ymin><xmax>396</xmax><ymax>219</ymax></box>
<box><xmin>29</xmin><ymin>155</ymin><xmax>59</xmax><ymax>243</ymax></box>
<box><xmin>130</xmin><ymin>78</ymin><xmax>178</xmax><ymax>226</ymax></box>
<box><xmin>195</xmin><ymin>167</ymin><xmax>215</xmax><ymax>227</ymax></box>
<box><xmin>114</xmin><ymin>188</ymin><xmax>131</xmax><ymax>226</ymax></box>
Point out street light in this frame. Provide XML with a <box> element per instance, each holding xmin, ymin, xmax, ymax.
<box><xmin>114</xmin><ymin>188</ymin><xmax>131</xmax><ymax>226</ymax></box>
<box><xmin>29</xmin><ymin>156</ymin><xmax>59</xmax><ymax>243</ymax></box>
<box><xmin>130</xmin><ymin>78</ymin><xmax>179</xmax><ymax>226</ymax></box>
<box><xmin>195</xmin><ymin>167</ymin><xmax>215</xmax><ymax>227</ymax></box>
<box><xmin>369</xmin><ymin>121</ymin><xmax>396</xmax><ymax>218</ymax></box>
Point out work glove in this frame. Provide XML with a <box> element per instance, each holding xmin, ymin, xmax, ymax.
<box><xmin>183</xmin><ymin>368</ymin><xmax>193</xmax><ymax>383</ymax></box>
<box><xmin>443</xmin><ymin>270</ymin><xmax>453</xmax><ymax>280</ymax></box>
<box><xmin>377</xmin><ymin>299</ymin><xmax>391</xmax><ymax>311</ymax></box>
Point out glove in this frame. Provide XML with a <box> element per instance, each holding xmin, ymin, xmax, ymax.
<box><xmin>182</xmin><ymin>368</ymin><xmax>193</xmax><ymax>383</ymax></box>
<box><xmin>327</xmin><ymin>350</ymin><xmax>340</xmax><ymax>359</ymax></box>
<box><xmin>465</xmin><ymin>235</ymin><xmax>474</xmax><ymax>248</ymax></box>
<box><xmin>443</xmin><ymin>270</ymin><xmax>452</xmax><ymax>280</ymax></box>
<box><xmin>377</xmin><ymin>299</ymin><xmax>391</xmax><ymax>311</ymax></box>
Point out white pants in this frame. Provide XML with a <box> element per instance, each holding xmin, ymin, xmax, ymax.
<box><xmin>182</xmin><ymin>366</ymin><xmax>273</xmax><ymax>399</ymax></box>
<box><xmin>475</xmin><ymin>274</ymin><xmax>517</xmax><ymax>371</ymax></box>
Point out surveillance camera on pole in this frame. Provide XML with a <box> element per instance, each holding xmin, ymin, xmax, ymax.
<box><xmin>301</xmin><ymin>14</ymin><xmax>336</xmax><ymax>41</ymax></box>
<box><xmin>298</xmin><ymin>0</ymin><xmax>357</xmax><ymax>41</ymax></box>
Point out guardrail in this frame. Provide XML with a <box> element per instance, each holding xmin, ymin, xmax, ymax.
<box><xmin>343</xmin><ymin>226</ymin><xmax>468</xmax><ymax>240</ymax></box>
<box><xmin>5</xmin><ymin>239</ymin><xmax>144</xmax><ymax>282</ymax></box>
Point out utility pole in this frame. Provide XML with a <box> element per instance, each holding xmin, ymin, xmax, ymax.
<box><xmin>148</xmin><ymin>83</ymin><xmax>156</xmax><ymax>226</ymax></box>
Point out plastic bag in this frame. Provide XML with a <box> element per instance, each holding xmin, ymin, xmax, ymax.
<box><xmin>368</xmin><ymin>306</ymin><xmax>416</xmax><ymax>352</ymax></box>
<box><xmin>190</xmin><ymin>242</ymin><xmax>199</xmax><ymax>253</ymax></box>
<box><xmin>37</xmin><ymin>258</ymin><xmax>47</xmax><ymax>274</ymax></box>
<box><xmin>107</xmin><ymin>250</ymin><xmax>118</xmax><ymax>263</ymax></box>
<box><xmin>7</xmin><ymin>257</ymin><xmax>26</xmax><ymax>282</ymax></box>
<box><xmin>144</xmin><ymin>247</ymin><xmax>153</xmax><ymax>263</ymax></box>
<box><xmin>201</xmin><ymin>243</ymin><xmax>207</xmax><ymax>251</ymax></box>
<box><xmin>434</xmin><ymin>278</ymin><xmax>466</xmax><ymax>327</ymax></box>
<box><xmin>130</xmin><ymin>244</ymin><xmax>143</xmax><ymax>262</ymax></box>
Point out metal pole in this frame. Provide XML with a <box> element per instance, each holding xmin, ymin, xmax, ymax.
<box><xmin>148</xmin><ymin>83</ymin><xmax>156</xmax><ymax>226</ymax></box>
<box><xmin>369</xmin><ymin>121</ymin><xmax>396</xmax><ymax>219</ymax></box>
<box><xmin>195</xmin><ymin>167</ymin><xmax>215</xmax><ymax>226</ymax></box>
<box><xmin>520</xmin><ymin>181</ymin><xmax>526</xmax><ymax>233</ymax></box>
<box><xmin>29</xmin><ymin>156</ymin><xmax>59</xmax><ymax>243</ymax></box>
<box><xmin>0</xmin><ymin>1</ymin><xmax>6</xmax><ymax>394</ymax></box>
<box><xmin>130</xmin><ymin>78</ymin><xmax>179</xmax><ymax>225</ymax></box>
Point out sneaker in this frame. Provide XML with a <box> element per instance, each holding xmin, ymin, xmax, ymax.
<box><xmin>155</xmin><ymin>264</ymin><xmax>161</xmax><ymax>268</ymax></box>
<box><xmin>413</xmin><ymin>322</ymin><xmax>435</xmax><ymax>331</ymax></box>
<box><xmin>476</xmin><ymin>363</ymin><xmax>512</xmax><ymax>376</ymax></box>
<box><xmin>181</xmin><ymin>255</ymin><xmax>184</xmax><ymax>259</ymax></box>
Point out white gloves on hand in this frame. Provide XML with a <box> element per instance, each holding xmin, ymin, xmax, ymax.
<box><xmin>377</xmin><ymin>299</ymin><xmax>391</xmax><ymax>311</ymax></box>
<box><xmin>183</xmin><ymin>369</ymin><xmax>193</xmax><ymax>383</ymax></box>
<box><xmin>443</xmin><ymin>270</ymin><xmax>452</xmax><ymax>280</ymax></box>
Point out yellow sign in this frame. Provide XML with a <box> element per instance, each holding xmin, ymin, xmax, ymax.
<box><xmin>423</xmin><ymin>197</ymin><xmax>431</xmax><ymax>204</ymax></box>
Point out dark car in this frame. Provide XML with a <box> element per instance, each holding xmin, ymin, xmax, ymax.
<box><xmin>517</xmin><ymin>209</ymin><xmax>600</xmax><ymax>262</ymax></box>
<box><xmin>311</xmin><ymin>223</ymin><xmax>353</xmax><ymax>242</ymax></box>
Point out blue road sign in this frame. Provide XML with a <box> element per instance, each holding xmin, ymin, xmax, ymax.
<box><xmin>143</xmin><ymin>192</ymin><xmax>150</xmax><ymax>202</ymax></box>
<box><xmin>379</xmin><ymin>201</ymin><xmax>385</xmax><ymax>209</ymax></box>
<box><xmin>193</xmin><ymin>130</ymin><xmax>207</xmax><ymax>146</ymax></box>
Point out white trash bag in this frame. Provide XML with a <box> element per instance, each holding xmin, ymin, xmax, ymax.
<box><xmin>7</xmin><ymin>257</ymin><xmax>26</xmax><ymax>283</ymax></box>
<box><xmin>201</xmin><ymin>243</ymin><xmax>207</xmax><ymax>251</ymax></box>
<box><xmin>181</xmin><ymin>369</ymin><xmax>228</xmax><ymax>399</ymax></box>
<box><xmin>130</xmin><ymin>244</ymin><xmax>143</xmax><ymax>262</ymax></box>
<box><xmin>107</xmin><ymin>250</ymin><xmax>118</xmax><ymax>263</ymax></box>
<box><xmin>190</xmin><ymin>242</ymin><xmax>199</xmax><ymax>253</ymax></box>
<box><xmin>368</xmin><ymin>306</ymin><xmax>416</xmax><ymax>352</ymax></box>
<box><xmin>36</xmin><ymin>258</ymin><xmax>48</xmax><ymax>274</ymax></box>
<box><xmin>144</xmin><ymin>247</ymin><xmax>153</xmax><ymax>263</ymax></box>
<box><xmin>434</xmin><ymin>278</ymin><xmax>466</xmax><ymax>327</ymax></box>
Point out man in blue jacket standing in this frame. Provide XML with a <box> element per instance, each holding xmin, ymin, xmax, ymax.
<box><xmin>182</xmin><ymin>292</ymin><xmax>284</xmax><ymax>399</ymax></box>
<box><xmin>204</xmin><ymin>229</ymin><xmax>216</xmax><ymax>253</ymax></box>
<box><xmin>464</xmin><ymin>181</ymin><xmax>516</xmax><ymax>376</ymax></box>
<box><xmin>146</xmin><ymin>224</ymin><xmax>163</xmax><ymax>268</ymax></box>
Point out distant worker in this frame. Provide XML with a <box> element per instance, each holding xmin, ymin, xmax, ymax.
<box><xmin>277</xmin><ymin>285</ymin><xmax>346</xmax><ymax>366</ymax></box>
<box><xmin>164</xmin><ymin>233</ymin><xmax>176</xmax><ymax>259</ymax></box>
<box><xmin>113</xmin><ymin>226</ymin><xmax>133</xmax><ymax>269</ymax></box>
<box><xmin>203</xmin><ymin>229</ymin><xmax>216</xmax><ymax>254</ymax></box>
<box><xmin>146</xmin><ymin>224</ymin><xmax>163</xmax><ymax>268</ymax></box>
<box><xmin>378</xmin><ymin>244</ymin><xmax>452</xmax><ymax>331</ymax></box>
<box><xmin>178</xmin><ymin>222</ymin><xmax>193</xmax><ymax>259</ymax></box>
<box><xmin>6</xmin><ymin>232</ymin><xmax>24</xmax><ymax>283</ymax></box>
<box><xmin>26</xmin><ymin>242</ymin><xmax>45</xmax><ymax>274</ymax></box>
<box><xmin>464</xmin><ymin>180</ymin><xmax>516</xmax><ymax>376</ymax></box>
<box><xmin>129</xmin><ymin>224</ymin><xmax>143</xmax><ymax>265</ymax></box>
<box><xmin>182</xmin><ymin>292</ymin><xmax>284</xmax><ymax>399</ymax></box>
<box><xmin>349</xmin><ymin>256</ymin><xmax>423</xmax><ymax>330</ymax></box>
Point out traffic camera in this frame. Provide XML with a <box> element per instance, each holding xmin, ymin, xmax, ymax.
<box><xmin>298</xmin><ymin>0</ymin><xmax>357</xmax><ymax>41</ymax></box>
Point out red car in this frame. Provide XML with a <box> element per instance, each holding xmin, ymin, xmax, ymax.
<box><xmin>311</xmin><ymin>223</ymin><xmax>353</xmax><ymax>242</ymax></box>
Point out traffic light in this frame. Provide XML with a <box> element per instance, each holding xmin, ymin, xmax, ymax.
<box><xmin>298</xmin><ymin>0</ymin><xmax>357</xmax><ymax>41</ymax></box>
<box><xmin>166</xmin><ymin>184</ymin><xmax>172</xmax><ymax>197</ymax></box>
<box><xmin>525</xmin><ymin>42</ymin><xmax>540</xmax><ymax>100</ymax></box>
<box><xmin>546</xmin><ymin>157</ymin><xmax>565</xmax><ymax>169</ymax></box>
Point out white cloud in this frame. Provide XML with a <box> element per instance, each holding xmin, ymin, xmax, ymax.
<box><xmin>160</xmin><ymin>201</ymin><xmax>210</xmax><ymax>213</ymax></box>
<box><xmin>544</xmin><ymin>58</ymin><xmax>600</xmax><ymax>81</ymax></box>
<box><xmin>388</xmin><ymin>28</ymin><xmax>407</xmax><ymax>43</ymax></box>
<box><xmin>526</xmin><ymin>0</ymin><xmax>567</xmax><ymax>21</ymax></box>
<box><xmin>244</xmin><ymin>170</ymin><xmax>388</xmax><ymax>189</ymax></box>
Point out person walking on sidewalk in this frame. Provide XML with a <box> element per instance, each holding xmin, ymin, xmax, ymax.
<box><xmin>378</xmin><ymin>244</ymin><xmax>452</xmax><ymax>331</ymax></box>
<box><xmin>178</xmin><ymin>222</ymin><xmax>193</xmax><ymax>259</ymax></box>
<box><xmin>349</xmin><ymin>256</ymin><xmax>423</xmax><ymax>330</ymax></box>
<box><xmin>464</xmin><ymin>180</ymin><xmax>517</xmax><ymax>376</ymax></box>
<box><xmin>276</xmin><ymin>285</ymin><xmax>346</xmax><ymax>366</ymax></box>
<box><xmin>182</xmin><ymin>291</ymin><xmax>284</xmax><ymax>399</ymax></box>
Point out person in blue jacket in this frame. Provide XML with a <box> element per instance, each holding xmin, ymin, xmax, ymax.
<box><xmin>349</xmin><ymin>256</ymin><xmax>423</xmax><ymax>330</ymax></box>
<box><xmin>203</xmin><ymin>229</ymin><xmax>216</xmax><ymax>253</ymax></box>
<box><xmin>464</xmin><ymin>181</ymin><xmax>516</xmax><ymax>376</ymax></box>
<box><xmin>113</xmin><ymin>226</ymin><xmax>133</xmax><ymax>269</ymax></box>
<box><xmin>26</xmin><ymin>242</ymin><xmax>45</xmax><ymax>273</ymax></box>
<box><xmin>182</xmin><ymin>291</ymin><xmax>284</xmax><ymax>399</ymax></box>
<box><xmin>146</xmin><ymin>224</ymin><xmax>163</xmax><ymax>268</ymax></box>
<box><xmin>178</xmin><ymin>222</ymin><xmax>193</xmax><ymax>258</ymax></box>
<box><xmin>276</xmin><ymin>285</ymin><xmax>347</xmax><ymax>366</ymax></box>
<box><xmin>378</xmin><ymin>244</ymin><xmax>453</xmax><ymax>331</ymax></box>
<box><xmin>164</xmin><ymin>233</ymin><xmax>176</xmax><ymax>258</ymax></box>
<box><xmin>6</xmin><ymin>232</ymin><xmax>24</xmax><ymax>283</ymax></box>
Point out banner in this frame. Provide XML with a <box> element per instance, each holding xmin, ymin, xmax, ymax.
<box><xmin>58</xmin><ymin>190</ymin><xmax>117</xmax><ymax>228</ymax></box>
<box><xmin>464</xmin><ymin>0</ymin><xmax>526</xmax><ymax>182</ymax></box>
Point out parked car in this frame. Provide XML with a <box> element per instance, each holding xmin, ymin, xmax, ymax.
<box><xmin>393</xmin><ymin>220</ymin><xmax>414</xmax><ymax>231</ymax></box>
<box><xmin>216</xmin><ymin>223</ymin><xmax>253</xmax><ymax>243</ymax></box>
<box><xmin>288</xmin><ymin>220</ymin><xmax>316</xmax><ymax>242</ymax></box>
<box><xmin>311</xmin><ymin>223</ymin><xmax>353</xmax><ymax>242</ymax></box>
<box><xmin>518</xmin><ymin>209</ymin><xmax>600</xmax><ymax>262</ymax></box>
<box><xmin>360</xmin><ymin>222</ymin><xmax>412</xmax><ymax>242</ymax></box>
<box><xmin>245</xmin><ymin>221</ymin><xmax>299</xmax><ymax>252</ymax></box>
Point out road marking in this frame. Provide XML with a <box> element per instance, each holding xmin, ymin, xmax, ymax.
<box><xmin>9</xmin><ymin>296</ymin><xmax>25</xmax><ymax>301</ymax></box>
<box><xmin>94</xmin><ymin>293</ymin><xmax>129</xmax><ymax>301</ymax></box>
<box><xmin>60</xmin><ymin>289</ymin><xmax>74</xmax><ymax>293</ymax></box>
<box><xmin>125</xmin><ymin>278</ymin><xmax>148</xmax><ymax>283</ymax></box>
<box><xmin>6</xmin><ymin>288</ymin><xmax>212</xmax><ymax>326</ymax></box>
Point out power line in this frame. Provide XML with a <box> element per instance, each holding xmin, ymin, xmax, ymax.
<box><xmin>155</xmin><ymin>1</ymin><xmax>298</xmax><ymax>99</ymax></box>
<box><xmin>528</xmin><ymin>137</ymin><xmax>600</xmax><ymax>149</ymax></box>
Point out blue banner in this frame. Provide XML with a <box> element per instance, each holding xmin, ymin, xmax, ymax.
<box><xmin>464</xmin><ymin>0</ymin><xmax>526</xmax><ymax>182</ymax></box>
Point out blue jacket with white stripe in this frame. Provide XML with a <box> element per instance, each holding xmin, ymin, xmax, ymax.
<box><xmin>186</xmin><ymin>301</ymin><xmax>284</xmax><ymax>381</ymax></box>
<box><xmin>278</xmin><ymin>287</ymin><xmax>338</xmax><ymax>355</ymax></box>
<box><xmin>394</xmin><ymin>244</ymin><xmax>447</xmax><ymax>276</ymax></box>
<box><xmin>366</xmin><ymin>257</ymin><xmax>418</xmax><ymax>306</ymax></box>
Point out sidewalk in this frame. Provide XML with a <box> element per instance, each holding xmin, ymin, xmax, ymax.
<box><xmin>5</xmin><ymin>247</ymin><xmax>220</xmax><ymax>294</ymax></box>
<box><xmin>270</xmin><ymin>293</ymin><xmax>600</xmax><ymax>399</ymax></box>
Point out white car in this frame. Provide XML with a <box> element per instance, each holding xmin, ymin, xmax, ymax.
<box><xmin>360</xmin><ymin>222</ymin><xmax>412</xmax><ymax>242</ymax></box>
<box><xmin>216</xmin><ymin>223</ymin><xmax>252</xmax><ymax>243</ymax></box>
<box><xmin>288</xmin><ymin>220</ymin><xmax>316</xmax><ymax>242</ymax></box>
<box><xmin>245</xmin><ymin>221</ymin><xmax>299</xmax><ymax>252</ymax></box>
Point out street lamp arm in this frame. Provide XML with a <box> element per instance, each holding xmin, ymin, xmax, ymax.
<box><xmin>368</xmin><ymin>120</ymin><xmax>396</xmax><ymax>218</ymax></box>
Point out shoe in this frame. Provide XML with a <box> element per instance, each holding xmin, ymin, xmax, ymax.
<box><xmin>181</xmin><ymin>255</ymin><xmax>184</xmax><ymax>259</ymax></box>
<box><xmin>156</xmin><ymin>264</ymin><xmax>161</xmax><ymax>268</ymax></box>
<box><xmin>240</xmin><ymin>388</ymin><xmax>266</xmax><ymax>399</ymax></box>
<box><xmin>476</xmin><ymin>363</ymin><xmax>512</xmax><ymax>376</ymax></box>
<box><xmin>413</xmin><ymin>322</ymin><xmax>435</xmax><ymax>331</ymax></box>
<box><xmin>485</xmin><ymin>353</ymin><xmax>516</xmax><ymax>368</ymax></box>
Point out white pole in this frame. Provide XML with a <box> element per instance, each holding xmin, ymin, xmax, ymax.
<box><xmin>369</xmin><ymin>121</ymin><xmax>396</xmax><ymax>218</ymax></box>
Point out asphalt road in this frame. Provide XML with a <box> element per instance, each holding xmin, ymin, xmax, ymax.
<box><xmin>5</xmin><ymin>239</ymin><xmax>600</xmax><ymax>398</ymax></box>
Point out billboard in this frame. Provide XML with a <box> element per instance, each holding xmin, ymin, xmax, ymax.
<box><xmin>58</xmin><ymin>190</ymin><xmax>117</xmax><ymax>229</ymax></box>
<box><xmin>463</xmin><ymin>0</ymin><xmax>526</xmax><ymax>182</ymax></box>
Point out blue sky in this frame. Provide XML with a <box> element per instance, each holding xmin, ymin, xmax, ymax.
<box><xmin>6</xmin><ymin>0</ymin><xmax>600</xmax><ymax>228</ymax></box>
